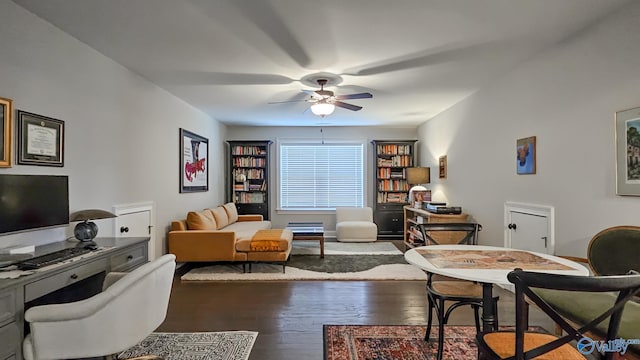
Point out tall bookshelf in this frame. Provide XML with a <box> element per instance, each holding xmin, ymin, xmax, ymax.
<box><xmin>371</xmin><ymin>140</ymin><xmax>418</xmax><ymax>239</ymax></box>
<box><xmin>226</xmin><ymin>140</ymin><xmax>272</xmax><ymax>220</ymax></box>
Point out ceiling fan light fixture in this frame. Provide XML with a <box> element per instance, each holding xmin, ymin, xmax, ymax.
<box><xmin>310</xmin><ymin>102</ymin><xmax>335</xmax><ymax>117</ymax></box>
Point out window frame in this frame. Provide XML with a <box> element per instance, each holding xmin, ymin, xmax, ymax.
<box><xmin>276</xmin><ymin>138</ymin><xmax>367</xmax><ymax>213</ymax></box>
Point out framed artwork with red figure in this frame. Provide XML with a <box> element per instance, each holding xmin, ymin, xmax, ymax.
<box><xmin>180</xmin><ymin>128</ymin><xmax>208</xmax><ymax>192</ymax></box>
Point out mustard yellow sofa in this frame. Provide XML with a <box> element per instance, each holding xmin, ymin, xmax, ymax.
<box><xmin>168</xmin><ymin>203</ymin><xmax>292</xmax><ymax>265</ymax></box>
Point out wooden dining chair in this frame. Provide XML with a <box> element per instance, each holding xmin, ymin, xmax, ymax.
<box><xmin>417</xmin><ymin>222</ymin><xmax>499</xmax><ymax>360</ymax></box>
<box><xmin>476</xmin><ymin>269</ymin><xmax>640</xmax><ymax>360</ymax></box>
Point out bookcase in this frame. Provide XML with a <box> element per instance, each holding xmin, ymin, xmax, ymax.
<box><xmin>371</xmin><ymin>140</ymin><xmax>418</xmax><ymax>239</ymax></box>
<box><xmin>226</xmin><ymin>140</ymin><xmax>272</xmax><ymax>220</ymax></box>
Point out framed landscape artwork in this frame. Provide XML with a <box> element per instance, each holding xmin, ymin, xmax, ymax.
<box><xmin>516</xmin><ymin>136</ymin><xmax>536</xmax><ymax>175</ymax></box>
<box><xmin>615</xmin><ymin>106</ymin><xmax>640</xmax><ymax>195</ymax></box>
<box><xmin>179</xmin><ymin>128</ymin><xmax>209</xmax><ymax>193</ymax></box>
<box><xmin>0</xmin><ymin>97</ymin><xmax>12</xmax><ymax>168</ymax></box>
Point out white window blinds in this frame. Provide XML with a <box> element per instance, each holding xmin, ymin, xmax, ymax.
<box><xmin>279</xmin><ymin>143</ymin><xmax>364</xmax><ymax>210</ymax></box>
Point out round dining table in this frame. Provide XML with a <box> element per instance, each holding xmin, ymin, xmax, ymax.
<box><xmin>404</xmin><ymin>244</ymin><xmax>590</xmax><ymax>332</ymax></box>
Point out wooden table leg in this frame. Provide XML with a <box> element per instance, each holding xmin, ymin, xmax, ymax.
<box><xmin>320</xmin><ymin>237</ymin><xmax>324</xmax><ymax>258</ymax></box>
<box><xmin>481</xmin><ymin>282</ymin><xmax>497</xmax><ymax>332</ymax></box>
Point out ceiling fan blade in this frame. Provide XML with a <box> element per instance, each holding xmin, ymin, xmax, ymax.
<box><xmin>333</xmin><ymin>101</ymin><xmax>363</xmax><ymax>111</ymax></box>
<box><xmin>209</xmin><ymin>1</ymin><xmax>312</xmax><ymax>68</ymax></box>
<box><xmin>343</xmin><ymin>41</ymin><xmax>495</xmax><ymax>76</ymax></box>
<box><xmin>302</xmin><ymin>89</ymin><xmax>325</xmax><ymax>100</ymax></box>
<box><xmin>334</xmin><ymin>92</ymin><xmax>373</xmax><ymax>100</ymax></box>
<box><xmin>268</xmin><ymin>99</ymin><xmax>310</xmax><ymax>104</ymax></box>
<box><xmin>149</xmin><ymin>71</ymin><xmax>296</xmax><ymax>86</ymax></box>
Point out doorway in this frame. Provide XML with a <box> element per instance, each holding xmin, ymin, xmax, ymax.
<box><xmin>113</xmin><ymin>202</ymin><xmax>156</xmax><ymax>260</ymax></box>
<box><xmin>504</xmin><ymin>202</ymin><xmax>554</xmax><ymax>255</ymax></box>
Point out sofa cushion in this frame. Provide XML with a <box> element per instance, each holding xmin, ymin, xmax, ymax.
<box><xmin>226</xmin><ymin>221</ymin><xmax>272</xmax><ymax>243</ymax></box>
<box><xmin>210</xmin><ymin>207</ymin><xmax>229</xmax><ymax>229</ymax></box>
<box><xmin>336</xmin><ymin>221</ymin><xmax>378</xmax><ymax>242</ymax></box>
<box><xmin>186</xmin><ymin>210</ymin><xmax>217</xmax><ymax>230</ymax></box>
<box><xmin>223</xmin><ymin>202</ymin><xmax>239</xmax><ymax>224</ymax></box>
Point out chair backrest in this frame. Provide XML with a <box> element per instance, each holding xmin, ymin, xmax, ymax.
<box><xmin>336</xmin><ymin>207</ymin><xmax>373</xmax><ymax>222</ymax></box>
<box><xmin>588</xmin><ymin>225</ymin><xmax>640</xmax><ymax>275</ymax></box>
<box><xmin>26</xmin><ymin>254</ymin><xmax>176</xmax><ymax>359</ymax></box>
<box><xmin>417</xmin><ymin>222</ymin><xmax>481</xmax><ymax>245</ymax></box>
<box><xmin>507</xmin><ymin>269</ymin><xmax>640</xmax><ymax>360</ymax></box>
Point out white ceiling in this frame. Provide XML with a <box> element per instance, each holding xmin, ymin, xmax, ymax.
<box><xmin>14</xmin><ymin>0</ymin><xmax>630</xmax><ymax>127</ymax></box>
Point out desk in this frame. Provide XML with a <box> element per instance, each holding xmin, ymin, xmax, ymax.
<box><xmin>0</xmin><ymin>237</ymin><xmax>149</xmax><ymax>360</ymax></box>
<box><xmin>404</xmin><ymin>245</ymin><xmax>588</xmax><ymax>332</ymax></box>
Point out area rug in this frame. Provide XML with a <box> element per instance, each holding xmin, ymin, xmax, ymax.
<box><xmin>291</xmin><ymin>241</ymin><xmax>403</xmax><ymax>255</ymax></box>
<box><xmin>181</xmin><ymin>260</ymin><xmax>427</xmax><ymax>281</ymax></box>
<box><xmin>117</xmin><ymin>331</ymin><xmax>257</xmax><ymax>360</ymax></box>
<box><xmin>324</xmin><ymin>325</ymin><xmax>546</xmax><ymax>360</ymax></box>
<box><xmin>181</xmin><ymin>241</ymin><xmax>424</xmax><ymax>281</ymax></box>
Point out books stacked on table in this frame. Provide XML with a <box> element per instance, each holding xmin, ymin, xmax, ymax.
<box><xmin>424</xmin><ymin>202</ymin><xmax>463</xmax><ymax>214</ymax></box>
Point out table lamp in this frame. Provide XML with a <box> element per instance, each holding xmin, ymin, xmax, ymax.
<box><xmin>70</xmin><ymin>209</ymin><xmax>117</xmax><ymax>243</ymax></box>
<box><xmin>407</xmin><ymin>167</ymin><xmax>430</xmax><ymax>208</ymax></box>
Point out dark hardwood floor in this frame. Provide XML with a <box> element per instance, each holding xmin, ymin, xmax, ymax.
<box><xmin>158</xmin><ymin>242</ymin><xmax>554</xmax><ymax>360</ymax></box>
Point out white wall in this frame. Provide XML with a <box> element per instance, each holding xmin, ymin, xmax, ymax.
<box><xmin>0</xmin><ymin>1</ymin><xmax>226</xmax><ymax>258</ymax></box>
<box><xmin>417</xmin><ymin>2</ymin><xmax>640</xmax><ymax>256</ymax></box>
<box><xmin>226</xmin><ymin>126</ymin><xmax>417</xmax><ymax>231</ymax></box>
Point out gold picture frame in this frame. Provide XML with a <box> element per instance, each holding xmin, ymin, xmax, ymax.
<box><xmin>615</xmin><ymin>106</ymin><xmax>640</xmax><ymax>195</ymax></box>
<box><xmin>438</xmin><ymin>155</ymin><xmax>447</xmax><ymax>179</ymax></box>
<box><xmin>0</xmin><ymin>97</ymin><xmax>13</xmax><ymax>168</ymax></box>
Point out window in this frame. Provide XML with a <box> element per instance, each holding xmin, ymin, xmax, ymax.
<box><xmin>279</xmin><ymin>142</ymin><xmax>364</xmax><ymax>210</ymax></box>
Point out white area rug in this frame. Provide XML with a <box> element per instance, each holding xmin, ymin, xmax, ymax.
<box><xmin>291</xmin><ymin>241</ymin><xmax>402</xmax><ymax>255</ymax></box>
<box><xmin>181</xmin><ymin>241</ymin><xmax>426</xmax><ymax>281</ymax></box>
<box><xmin>117</xmin><ymin>331</ymin><xmax>257</xmax><ymax>360</ymax></box>
<box><xmin>181</xmin><ymin>263</ymin><xmax>427</xmax><ymax>281</ymax></box>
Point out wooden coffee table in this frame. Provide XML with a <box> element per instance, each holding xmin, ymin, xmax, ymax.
<box><xmin>286</xmin><ymin>222</ymin><xmax>325</xmax><ymax>258</ymax></box>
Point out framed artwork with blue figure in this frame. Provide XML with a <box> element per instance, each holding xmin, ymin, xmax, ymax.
<box><xmin>516</xmin><ymin>136</ymin><xmax>536</xmax><ymax>175</ymax></box>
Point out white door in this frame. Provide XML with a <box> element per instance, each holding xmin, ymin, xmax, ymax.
<box><xmin>114</xmin><ymin>203</ymin><xmax>155</xmax><ymax>260</ymax></box>
<box><xmin>507</xmin><ymin>211</ymin><xmax>550</xmax><ymax>254</ymax></box>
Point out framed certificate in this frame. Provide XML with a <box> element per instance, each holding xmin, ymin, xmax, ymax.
<box><xmin>17</xmin><ymin>110</ymin><xmax>65</xmax><ymax>167</ymax></box>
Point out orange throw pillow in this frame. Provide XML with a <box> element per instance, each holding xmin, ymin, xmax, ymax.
<box><xmin>186</xmin><ymin>210</ymin><xmax>217</xmax><ymax>230</ymax></box>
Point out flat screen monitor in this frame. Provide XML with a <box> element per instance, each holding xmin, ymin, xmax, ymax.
<box><xmin>0</xmin><ymin>174</ymin><xmax>69</xmax><ymax>235</ymax></box>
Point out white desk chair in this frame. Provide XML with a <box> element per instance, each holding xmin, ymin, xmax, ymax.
<box><xmin>23</xmin><ymin>254</ymin><xmax>176</xmax><ymax>360</ymax></box>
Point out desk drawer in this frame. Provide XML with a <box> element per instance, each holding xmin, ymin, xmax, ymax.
<box><xmin>24</xmin><ymin>258</ymin><xmax>108</xmax><ymax>302</ymax></box>
<box><xmin>0</xmin><ymin>321</ymin><xmax>20</xmax><ymax>359</ymax></box>
<box><xmin>0</xmin><ymin>289</ymin><xmax>17</xmax><ymax>327</ymax></box>
<box><xmin>110</xmin><ymin>244</ymin><xmax>147</xmax><ymax>272</ymax></box>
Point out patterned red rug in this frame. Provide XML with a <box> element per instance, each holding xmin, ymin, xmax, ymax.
<box><xmin>323</xmin><ymin>324</ymin><xmax>480</xmax><ymax>360</ymax></box>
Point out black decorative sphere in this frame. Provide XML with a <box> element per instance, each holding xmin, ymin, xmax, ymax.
<box><xmin>74</xmin><ymin>221</ymin><xmax>99</xmax><ymax>241</ymax></box>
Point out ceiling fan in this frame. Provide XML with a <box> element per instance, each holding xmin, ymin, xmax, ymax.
<box><xmin>270</xmin><ymin>79</ymin><xmax>373</xmax><ymax>116</ymax></box>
